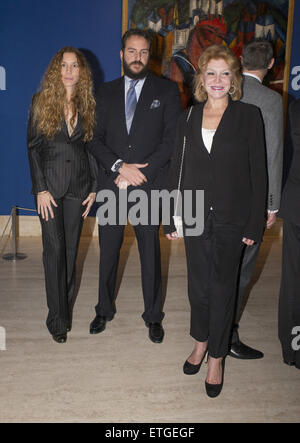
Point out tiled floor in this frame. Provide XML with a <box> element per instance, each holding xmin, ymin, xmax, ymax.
<box><xmin>0</xmin><ymin>228</ymin><xmax>299</xmax><ymax>422</ymax></box>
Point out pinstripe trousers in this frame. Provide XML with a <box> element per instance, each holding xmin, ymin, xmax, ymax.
<box><xmin>38</xmin><ymin>194</ymin><xmax>84</xmax><ymax>335</ymax></box>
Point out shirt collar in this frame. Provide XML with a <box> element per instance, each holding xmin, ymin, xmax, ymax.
<box><xmin>243</xmin><ymin>72</ymin><xmax>262</xmax><ymax>83</ymax></box>
<box><xmin>125</xmin><ymin>75</ymin><xmax>147</xmax><ymax>85</ymax></box>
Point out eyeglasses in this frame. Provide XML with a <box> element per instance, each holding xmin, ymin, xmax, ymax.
<box><xmin>125</xmin><ymin>48</ymin><xmax>150</xmax><ymax>58</ymax></box>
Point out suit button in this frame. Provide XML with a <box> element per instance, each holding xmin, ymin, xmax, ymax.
<box><xmin>66</xmin><ymin>160</ymin><xmax>71</xmax><ymax>163</ymax></box>
<box><xmin>129</xmin><ymin>145</ymin><xmax>131</xmax><ymax>149</ymax></box>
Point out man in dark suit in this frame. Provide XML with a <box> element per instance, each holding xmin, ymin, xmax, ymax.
<box><xmin>229</xmin><ymin>38</ymin><xmax>283</xmax><ymax>359</ymax></box>
<box><xmin>88</xmin><ymin>29</ymin><xmax>181</xmax><ymax>343</ymax></box>
<box><xmin>278</xmin><ymin>98</ymin><xmax>300</xmax><ymax>369</ymax></box>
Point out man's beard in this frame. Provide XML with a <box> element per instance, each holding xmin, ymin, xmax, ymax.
<box><xmin>123</xmin><ymin>59</ymin><xmax>149</xmax><ymax>80</ymax></box>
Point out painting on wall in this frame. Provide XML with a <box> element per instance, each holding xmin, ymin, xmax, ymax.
<box><xmin>122</xmin><ymin>0</ymin><xmax>294</xmax><ymax>108</ymax></box>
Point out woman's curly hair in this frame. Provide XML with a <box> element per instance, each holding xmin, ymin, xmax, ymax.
<box><xmin>32</xmin><ymin>46</ymin><xmax>95</xmax><ymax>142</ymax></box>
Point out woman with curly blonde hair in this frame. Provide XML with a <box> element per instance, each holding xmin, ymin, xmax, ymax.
<box><xmin>27</xmin><ymin>47</ymin><xmax>98</xmax><ymax>343</ymax></box>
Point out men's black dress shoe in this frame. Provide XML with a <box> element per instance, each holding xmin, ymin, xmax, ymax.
<box><xmin>90</xmin><ymin>315</ymin><xmax>107</xmax><ymax>334</ymax></box>
<box><xmin>52</xmin><ymin>334</ymin><xmax>67</xmax><ymax>343</ymax></box>
<box><xmin>229</xmin><ymin>341</ymin><xmax>264</xmax><ymax>360</ymax></box>
<box><xmin>283</xmin><ymin>360</ymin><xmax>295</xmax><ymax>366</ymax></box>
<box><xmin>147</xmin><ymin>322</ymin><xmax>164</xmax><ymax>343</ymax></box>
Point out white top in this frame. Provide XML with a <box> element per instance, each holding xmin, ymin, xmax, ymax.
<box><xmin>202</xmin><ymin>128</ymin><xmax>216</xmax><ymax>153</ymax></box>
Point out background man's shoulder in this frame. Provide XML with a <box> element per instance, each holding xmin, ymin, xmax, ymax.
<box><xmin>95</xmin><ymin>77</ymin><xmax>122</xmax><ymax>99</ymax></box>
<box><xmin>243</xmin><ymin>79</ymin><xmax>282</xmax><ymax>110</ymax></box>
<box><xmin>150</xmin><ymin>74</ymin><xmax>179</xmax><ymax>93</ymax></box>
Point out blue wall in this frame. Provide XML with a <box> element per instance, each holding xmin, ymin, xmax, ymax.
<box><xmin>0</xmin><ymin>0</ymin><xmax>299</xmax><ymax>215</ymax></box>
<box><xmin>0</xmin><ymin>0</ymin><xmax>122</xmax><ymax>215</ymax></box>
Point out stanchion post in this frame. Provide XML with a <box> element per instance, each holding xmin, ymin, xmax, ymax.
<box><xmin>2</xmin><ymin>206</ymin><xmax>27</xmax><ymax>261</ymax></box>
<box><xmin>11</xmin><ymin>205</ymin><xmax>17</xmax><ymax>257</ymax></box>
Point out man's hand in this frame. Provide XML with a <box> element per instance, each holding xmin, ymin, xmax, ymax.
<box><xmin>114</xmin><ymin>176</ymin><xmax>130</xmax><ymax>189</ymax></box>
<box><xmin>242</xmin><ymin>237</ymin><xmax>255</xmax><ymax>246</ymax></box>
<box><xmin>119</xmin><ymin>162</ymin><xmax>148</xmax><ymax>186</ymax></box>
<box><xmin>266</xmin><ymin>211</ymin><xmax>277</xmax><ymax>229</ymax></box>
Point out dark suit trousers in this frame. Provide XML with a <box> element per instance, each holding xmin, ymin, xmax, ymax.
<box><xmin>184</xmin><ymin>212</ymin><xmax>244</xmax><ymax>358</ymax></box>
<box><xmin>38</xmin><ymin>194</ymin><xmax>84</xmax><ymax>335</ymax></box>
<box><xmin>96</xmin><ymin>223</ymin><xmax>164</xmax><ymax>324</ymax></box>
<box><xmin>231</xmin><ymin>241</ymin><xmax>261</xmax><ymax>344</ymax></box>
<box><xmin>278</xmin><ymin>220</ymin><xmax>300</xmax><ymax>368</ymax></box>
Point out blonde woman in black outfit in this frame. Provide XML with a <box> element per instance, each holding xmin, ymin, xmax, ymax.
<box><xmin>27</xmin><ymin>47</ymin><xmax>98</xmax><ymax>343</ymax></box>
<box><xmin>165</xmin><ymin>45</ymin><xmax>267</xmax><ymax>397</ymax></box>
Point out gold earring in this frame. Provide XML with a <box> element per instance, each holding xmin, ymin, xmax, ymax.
<box><xmin>229</xmin><ymin>84</ymin><xmax>236</xmax><ymax>95</ymax></box>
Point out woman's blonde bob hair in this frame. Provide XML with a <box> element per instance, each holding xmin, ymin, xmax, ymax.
<box><xmin>32</xmin><ymin>46</ymin><xmax>95</xmax><ymax>142</ymax></box>
<box><xmin>194</xmin><ymin>45</ymin><xmax>242</xmax><ymax>102</ymax></box>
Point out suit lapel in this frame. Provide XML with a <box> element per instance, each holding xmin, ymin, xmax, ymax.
<box><xmin>61</xmin><ymin>118</ymin><xmax>69</xmax><ymax>139</ymax></box>
<box><xmin>116</xmin><ymin>77</ymin><xmax>128</xmax><ymax>137</ymax></box>
<box><xmin>61</xmin><ymin>113</ymin><xmax>82</xmax><ymax>141</ymax></box>
<box><xmin>191</xmin><ymin>103</ymin><xmax>210</xmax><ymax>157</ymax></box>
<box><xmin>210</xmin><ymin>98</ymin><xmax>232</xmax><ymax>156</ymax></box>
<box><xmin>191</xmin><ymin>99</ymin><xmax>233</xmax><ymax>157</ymax></box>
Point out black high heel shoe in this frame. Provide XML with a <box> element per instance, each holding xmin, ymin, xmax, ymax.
<box><xmin>205</xmin><ymin>357</ymin><xmax>225</xmax><ymax>398</ymax></box>
<box><xmin>183</xmin><ymin>350</ymin><xmax>208</xmax><ymax>375</ymax></box>
<box><xmin>52</xmin><ymin>333</ymin><xmax>67</xmax><ymax>344</ymax></box>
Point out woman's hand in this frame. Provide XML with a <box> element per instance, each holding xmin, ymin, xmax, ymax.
<box><xmin>166</xmin><ymin>232</ymin><xmax>179</xmax><ymax>240</ymax></box>
<box><xmin>37</xmin><ymin>191</ymin><xmax>57</xmax><ymax>221</ymax></box>
<box><xmin>82</xmin><ymin>192</ymin><xmax>96</xmax><ymax>219</ymax></box>
<box><xmin>242</xmin><ymin>237</ymin><xmax>255</xmax><ymax>246</ymax></box>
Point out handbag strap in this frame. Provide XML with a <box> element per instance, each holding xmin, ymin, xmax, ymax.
<box><xmin>174</xmin><ymin>106</ymin><xmax>193</xmax><ymax>215</ymax></box>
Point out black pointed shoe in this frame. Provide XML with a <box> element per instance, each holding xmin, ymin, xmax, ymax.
<box><xmin>52</xmin><ymin>334</ymin><xmax>67</xmax><ymax>344</ymax></box>
<box><xmin>205</xmin><ymin>358</ymin><xmax>225</xmax><ymax>398</ymax></box>
<box><xmin>90</xmin><ymin>315</ymin><xmax>107</xmax><ymax>334</ymax></box>
<box><xmin>147</xmin><ymin>322</ymin><xmax>164</xmax><ymax>343</ymax></box>
<box><xmin>183</xmin><ymin>351</ymin><xmax>208</xmax><ymax>375</ymax></box>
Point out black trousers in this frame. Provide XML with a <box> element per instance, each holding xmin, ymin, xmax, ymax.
<box><xmin>38</xmin><ymin>194</ymin><xmax>84</xmax><ymax>335</ymax></box>
<box><xmin>96</xmin><ymin>223</ymin><xmax>164</xmax><ymax>324</ymax></box>
<box><xmin>184</xmin><ymin>213</ymin><xmax>244</xmax><ymax>358</ymax></box>
<box><xmin>231</xmin><ymin>241</ymin><xmax>261</xmax><ymax>344</ymax></box>
<box><xmin>278</xmin><ymin>220</ymin><xmax>300</xmax><ymax>368</ymax></box>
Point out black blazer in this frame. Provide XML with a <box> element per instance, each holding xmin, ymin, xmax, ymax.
<box><xmin>164</xmin><ymin>99</ymin><xmax>267</xmax><ymax>242</ymax></box>
<box><xmin>88</xmin><ymin>72</ymin><xmax>181</xmax><ymax>193</ymax></box>
<box><xmin>27</xmin><ymin>100</ymin><xmax>98</xmax><ymax>199</ymax></box>
<box><xmin>279</xmin><ymin>99</ymin><xmax>300</xmax><ymax>223</ymax></box>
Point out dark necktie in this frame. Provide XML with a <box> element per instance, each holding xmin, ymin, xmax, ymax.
<box><xmin>126</xmin><ymin>79</ymin><xmax>138</xmax><ymax>133</ymax></box>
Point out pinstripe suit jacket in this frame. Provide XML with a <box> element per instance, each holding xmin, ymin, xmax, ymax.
<box><xmin>241</xmin><ymin>74</ymin><xmax>283</xmax><ymax>211</ymax></box>
<box><xmin>27</xmin><ymin>100</ymin><xmax>98</xmax><ymax>199</ymax></box>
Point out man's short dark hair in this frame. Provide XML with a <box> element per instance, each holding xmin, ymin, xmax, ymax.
<box><xmin>242</xmin><ymin>38</ymin><xmax>274</xmax><ymax>70</ymax></box>
<box><xmin>121</xmin><ymin>29</ymin><xmax>152</xmax><ymax>51</ymax></box>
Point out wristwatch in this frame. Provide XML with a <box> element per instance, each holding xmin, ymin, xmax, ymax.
<box><xmin>113</xmin><ymin>159</ymin><xmax>124</xmax><ymax>173</ymax></box>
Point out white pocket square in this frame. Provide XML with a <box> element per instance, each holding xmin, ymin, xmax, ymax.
<box><xmin>150</xmin><ymin>100</ymin><xmax>160</xmax><ymax>109</ymax></box>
